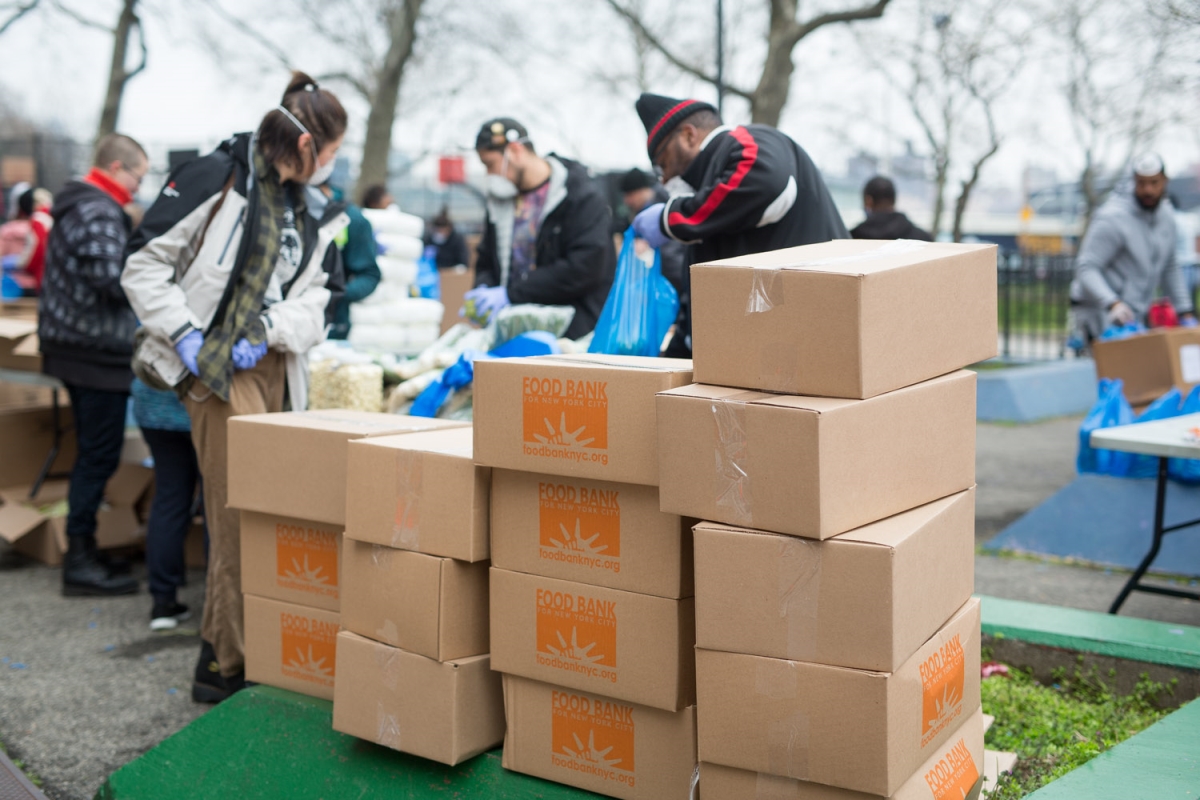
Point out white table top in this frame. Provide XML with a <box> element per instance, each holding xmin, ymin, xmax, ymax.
<box><xmin>1090</xmin><ymin>412</ymin><xmax>1200</xmax><ymax>459</ymax></box>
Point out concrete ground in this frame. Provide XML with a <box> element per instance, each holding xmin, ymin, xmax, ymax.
<box><xmin>2</xmin><ymin>415</ymin><xmax>1199</xmax><ymax>799</ymax></box>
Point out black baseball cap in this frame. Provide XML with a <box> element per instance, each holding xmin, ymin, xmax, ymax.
<box><xmin>476</xmin><ymin>118</ymin><xmax>529</xmax><ymax>151</ymax></box>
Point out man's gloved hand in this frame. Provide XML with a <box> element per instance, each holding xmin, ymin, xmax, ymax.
<box><xmin>1181</xmin><ymin>314</ymin><xmax>1199</xmax><ymax>328</ymax></box>
<box><xmin>232</xmin><ymin>338</ymin><xmax>268</xmax><ymax>371</ymax></box>
<box><xmin>632</xmin><ymin>203</ymin><xmax>668</xmax><ymax>249</ymax></box>
<box><xmin>461</xmin><ymin>285</ymin><xmax>510</xmax><ymax>324</ymax></box>
<box><xmin>1107</xmin><ymin>300</ymin><xmax>1136</xmax><ymax>326</ymax></box>
<box><xmin>175</xmin><ymin>330</ymin><xmax>203</xmax><ymax>376</ymax></box>
<box><xmin>1</xmin><ymin>254</ymin><xmax>18</xmax><ymax>272</ymax></box>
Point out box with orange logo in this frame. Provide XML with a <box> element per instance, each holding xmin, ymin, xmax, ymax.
<box><xmin>490</xmin><ymin>469</ymin><xmax>694</xmax><ymax>598</ymax></box>
<box><xmin>694</xmin><ymin>489</ymin><xmax>975</xmax><ymax>672</ymax></box>
<box><xmin>240</xmin><ymin>511</ymin><xmax>342</xmax><ymax>612</ymax></box>
<box><xmin>698</xmin><ymin>707</ymin><xmax>985</xmax><ymax>799</ymax></box>
<box><xmin>228</xmin><ymin>410</ymin><xmax>468</xmax><ymax>525</ymax></box>
<box><xmin>489</xmin><ymin>568</ymin><xmax>695</xmax><ymax>712</ymax></box>
<box><xmin>473</xmin><ymin>355</ymin><xmax>693</xmax><ymax>486</ymax></box>
<box><xmin>657</xmin><ymin>370</ymin><xmax>976</xmax><ymax>539</ymax></box>
<box><xmin>332</xmin><ymin>631</ymin><xmax>504</xmax><ymax>766</ymax></box>
<box><xmin>695</xmin><ymin>598</ymin><xmax>981</xmax><ymax>796</ymax></box>
<box><xmin>501</xmin><ymin>674</ymin><xmax>697</xmax><ymax>800</ymax></box>
<box><xmin>244</xmin><ymin>594</ymin><xmax>340</xmax><ymax>701</ymax></box>
<box><xmin>340</xmin><ymin>538</ymin><xmax>489</xmax><ymax>661</ymax></box>
<box><xmin>344</xmin><ymin>427</ymin><xmax>489</xmax><ymax>562</ymax></box>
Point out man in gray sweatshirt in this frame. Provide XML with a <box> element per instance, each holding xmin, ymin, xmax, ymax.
<box><xmin>1070</xmin><ymin>154</ymin><xmax>1196</xmax><ymax>342</ymax></box>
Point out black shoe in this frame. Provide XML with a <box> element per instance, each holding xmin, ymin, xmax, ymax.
<box><xmin>150</xmin><ymin>599</ymin><xmax>190</xmax><ymax>631</ymax></box>
<box><xmin>62</xmin><ymin>538</ymin><xmax>138</xmax><ymax>597</ymax></box>
<box><xmin>83</xmin><ymin>538</ymin><xmax>133</xmax><ymax>576</ymax></box>
<box><xmin>191</xmin><ymin>641</ymin><xmax>245</xmax><ymax>704</ymax></box>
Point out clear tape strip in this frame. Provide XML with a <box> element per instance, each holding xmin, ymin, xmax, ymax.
<box><xmin>373</xmin><ymin>643</ymin><xmax>402</xmax><ymax>691</ymax></box>
<box><xmin>777</xmin><ymin>538</ymin><xmax>820</xmax><ymax>661</ymax></box>
<box><xmin>688</xmin><ymin>763</ymin><xmax>701</xmax><ymax>800</ymax></box>
<box><xmin>391</xmin><ymin>450</ymin><xmax>423</xmax><ymax>550</ymax></box>
<box><xmin>755</xmin><ymin>771</ymin><xmax>797</xmax><ymax>800</ymax></box>
<box><xmin>755</xmin><ymin>659</ymin><xmax>809</xmax><ymax>780</ymax></box>
<box><xmin>712</xmin><ymin>400</ymin><xmax>752</xmax><ymax>526</ymax></box>
<box><xmin>746</xmin><ymin>268</ymin><xmax>784</xmax><ymax>314</ymax></box>
<box><xmin>376</xmin><ymin>704</ymin><xmax>402</xmax><ymax>750</ymax></box>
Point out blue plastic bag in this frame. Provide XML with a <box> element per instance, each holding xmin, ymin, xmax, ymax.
<box><xmin>1099</xmin><ymin>322</ymin><xmax>1147</xmax><ymax>341</ymax></box>
<box><xmin>408</xmin><ymin>333</ymin><xmax>562</xmax><ymax>418</ymax></box>
<box><xmin>1077</xmin><ymin>379</ymin><xmax>1135</xmax><ymax>476</ymax></box>
<box><xmin>589</xmin><ymin>228</ymin><xmax>679</xmax><ymax>358</ymax></box>
<box><xmin>1169</xmin><ymin>385</ymin><xmax>1200</xmax><ymax>483</ymax></box>
<box><xmin>1129</xmin><ymin>388</ymin><xmax>1183</xmax><ymax>478</ymax></box>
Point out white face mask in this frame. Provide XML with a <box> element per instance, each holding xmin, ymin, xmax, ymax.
<box><xmin>663</xmin><ymin>176</ymin><xmax>695</xmax><ymax>197</ymax></box>
<box><xmin>275</xmin><ymin>104</ymin><xmax>336</xmax><ymax>186</ymax></box>
<box><xmin>485</xmin><ymin>149</ymin><xmax>519</xmax><ymax>200</ymax></box>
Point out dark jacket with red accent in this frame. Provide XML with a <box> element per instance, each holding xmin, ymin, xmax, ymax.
<box><xmin>658</xmin><ymin>124</ymin><xmax>847</xmax><ymax>356</ymax></box>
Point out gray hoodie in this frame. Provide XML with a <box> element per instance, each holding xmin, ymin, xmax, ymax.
<box><xmin>1070</xmin><ymin>191</ymin><xmax>1189</xmax><ymax>338</ymax></box>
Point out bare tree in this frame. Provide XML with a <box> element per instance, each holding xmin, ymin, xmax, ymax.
<box><xmin>604</xmin><ymin>0</ymin><xmax>894</xmax><ymax>126</ymax></box>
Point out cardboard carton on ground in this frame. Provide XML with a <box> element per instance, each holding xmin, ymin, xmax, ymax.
<box><xmin>473</xmin><ymin>355</ymin><xmax>693</xmax><ymax>486</ymax></box>
<box><xmin>694</xmin><ymin>489</ymin><xmax>975</xmax><ymax>672</ymax></box>
<box><xmin>699</xmin><ymin>708</ymin><xmax>985</xmax><ymax>800</ymax></box>
<box><xmin>490</xmin><ymin>469</ymin><xmax>694</xmax><ymax>598</ymax></box>
<box><xmin>657</xmin><ymin>371</ymin><xmax>976</xmax><ymax>539</ymax></box>
<box><xmin>227</xmin><ymin>410</ymin><xmax>468</xmax><ymax>525</ymax></box>
<box><xmin>1092</xmin><ymin>328</ymin><xmax>1200</xmax><ymax>406</ymax></box>
<box><xmin>689</xmin><ymin>239</ymin><xmax>997</xmax><ymax>399</ymax></box>
<box><xmin>344</xmin><ymin>426</ymin><xmax>489</xmax><ymax>562</ymax></box>
<box><xmin>489</xmin><ymin>567</ymin><xmax>695</xmax><ymax>712</ymax></box>
<box><xmin>0</xmin><ymin>318</ymin><xmax>40</xmax><ymax>371</ymax></box>
<box><xmin>501</xmin><ymin>674</ymin><xmax>697</xmax><ymax>800</ymax></box>
<box><xmin>332</xmin><ymin>630</ymin><xmax>503</xmax><ymax>766</ymax></box>
<box><xmin>340</xmin><ymin>538</ymin><xmax>489</xmax><ymax>661</ymax></box>
<box><xmin>240</xmin><ymin>511</ymin><xmax>342</xmax><ymax>612</ymax></box>
<box><xmin>696</xmin><ymin>598</ymin><xmax>981</xmax><ymax>796</ymax></box>
<box><xmin>0</xmin><ymin>403</ymin><xmax>76</xmax><ymax>489</ymax></box>
<box><xmin>244</xmin><ymin>593</ymin><xmax>340</xmax><ymax>701</ymax></box>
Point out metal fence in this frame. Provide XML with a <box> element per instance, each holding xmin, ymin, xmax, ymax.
<box><xmin>0</xmin><ymin>134</ymin><xmax>86</xmax><ymax>198</ymax></box>
<box><xmin>997</xmin><ymin>250</ymin><xmax>1076</xmax><ymax>362</ymax></box>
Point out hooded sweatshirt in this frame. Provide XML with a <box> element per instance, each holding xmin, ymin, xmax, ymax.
<box><xmin>38</xmin><ymin>178</ymin><xmax>136</xmax><ymax>392</ymax></box>
<box><xmin>850</xmin><ymin>210</ymin><xmax>933</xmax><ymax>242</ymax></box>
<box><xmin>1070</xmin><ymin>191</ymin><xmax>1190</xmax><ymax>338</ymax></box>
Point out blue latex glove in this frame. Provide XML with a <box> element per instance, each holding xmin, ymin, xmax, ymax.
<box><xmin>175</xmin><ymin>330</ymin><xmax>203</xmax><ymax>376</ymax></box>
<box><xmin>1</xmin><ymin>254</ymin><xmax>18</xmax><ymax>271</ymax></box>
<box><xmin>232</xmin><ymin>338</ymin><xmax>268</xmax><ymax>370</ymax></box>
<box><xmin>462</xmin><ymin>285</ymin><xmax>510</xmax><ymax>323</ymax></box>
<box><xmin>632</xmin><ymin>203</ymin><xmax>668</xmax><ymax>249</ymax></box>
<box><xmin>1181</xmin><ymin>316</ymin><xmax>1198</xmax><ymax>328</ymax></box>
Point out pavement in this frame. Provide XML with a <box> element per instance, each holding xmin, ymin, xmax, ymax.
<box><xmin>1</xmin><ymin>414</ymin><xmax>1199</xmax><ymax>799</ymax></box>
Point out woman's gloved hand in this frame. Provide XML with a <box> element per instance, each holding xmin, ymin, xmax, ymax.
<box><xmin>232</xmin><ymin>338</ymin><xmax>268</xmax><ymax>371</ymax></box>
<box><xmin>174</xmin><ymin>330</ymin><xmax>203</xmax><ymax>376</ymax></box>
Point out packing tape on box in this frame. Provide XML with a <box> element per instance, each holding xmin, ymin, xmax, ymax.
<box><xmin>746</xmin><ymin>269</ymin><xmax>785</xmax><ymax>314</ymax></box>
<box><xmin>392</xmin><ymin>451</ymin><xmax>423</xmax><ymax>550</ymax></box>
<box><xmin>689</xmin><ymin>763</ymin><xmax>701</xmax><ymax>800</ymax></box>
<box><xmin>374</xmin><ymin>642</ymin><xmax>402</xmax><ymax>691</ymax></box>
<box><xmin>777</xmin><ymin>537</ymin><xmax>820</xmax><ymax>661</ymax></box>
<box><xmin>755</xmin><ymin>658</ymin><xmax>810</xmax><ymax>779</ymax></box>
<box><xmin>712</xmin><ymin>400</ymin><xmax>753</xmax><ymax>526</ymax></box>
<box><xmin>376</xmin><ymin>705</ymin><xmax>403</xmax><ymax>749</ymax></box>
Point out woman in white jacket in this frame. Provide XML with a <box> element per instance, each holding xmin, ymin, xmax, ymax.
<box><xmin>122</xmin><ymin>71</ymin><xmax>348</xmax><ymax>703</ymax></box>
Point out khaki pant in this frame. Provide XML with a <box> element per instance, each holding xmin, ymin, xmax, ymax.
<box><xmin>185</xmin><ymin>351</ymin><xmax>286</xmax><ymax>677</ymax></box>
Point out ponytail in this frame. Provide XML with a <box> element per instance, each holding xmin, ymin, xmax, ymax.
<box><xmin>256</xmin><ymin>70</ymin><xmax>348</xmax><ymax>172</ymax></box>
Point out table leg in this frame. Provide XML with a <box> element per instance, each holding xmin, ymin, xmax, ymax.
<box><xmin>28</xmin><ymin>386</ymin><xmax>64</xmax><ymax>500</ymax></box>
<box><xmin>1109</xmin><ymin>456</ymin><xmax>1169</xmax><ymax>614</ymax></box>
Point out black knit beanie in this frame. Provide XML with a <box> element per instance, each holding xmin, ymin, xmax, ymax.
<box><xmin>636</xmin><ymin>93</ymin><xmax>718</xmax><ymax>161</ymax></box>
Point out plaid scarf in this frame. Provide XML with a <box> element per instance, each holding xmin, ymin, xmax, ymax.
<box><xmin>194</xmin><ymin>150</ymin><xmax>305</xmax><ymax>401</ymax></box>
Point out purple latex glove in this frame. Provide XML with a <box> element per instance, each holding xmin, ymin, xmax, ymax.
<box><xmin>462</xmin><ymin>285</ymin><xmax>510</xmax><ymax>322</ymax></box>
<box><xmin>232</xmin><ymin>338</ymin><xmax>268</xmax><ymax>370</ymax></box>
<box><xmin>1</xmin><ymin>254</ymin><xmax>18</xmax><ymax>271</ymax></box>
<box><xmin>175</xmin><ymin>330</ymin><xmax>203</xmax><ymax>376</ymax></box>
<box><xmin>631</xmin><ymin>203</ymin><xmax>668</xmax><ymax>249</ymax></box>
<box><xmin>1181</xmin><ymin>315</ymin><xmax>1198</xmax><ymax>328</ymax></box>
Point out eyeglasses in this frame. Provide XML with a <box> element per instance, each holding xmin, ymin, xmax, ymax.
<box><xmin>120</xmin><ymin>164</ymin><xmax>146</xmax><ymax>188</ymax></box>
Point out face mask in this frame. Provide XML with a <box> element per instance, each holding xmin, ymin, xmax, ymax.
<box><xmin>305</xmin><ymin>185</ymin><xmax>329</xmax><ymax>217</ymax></box>
<box><xmin>486</xmin><ymin>149</ymin><xmax>519</xmax><ymax>200</ymax></box>
<box><xmin>276</xmin><ymin>104</ymin><xmax>336</xmax><ymax>186</ymax></box>
<box><xmin>663</xmin><ymin>176</ymin><xmax>694</xmax><ymax>197</ymax></box>
<box><xmin>432</xmin><ymin>232</ymin><xmax>448</xmax><ymax>244</ymax></box>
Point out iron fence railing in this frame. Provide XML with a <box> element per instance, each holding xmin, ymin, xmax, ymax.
<box><xmin>997</xmin><ymin>250</ymin><xmax>1075</xmax><ymax>362</ymax></box>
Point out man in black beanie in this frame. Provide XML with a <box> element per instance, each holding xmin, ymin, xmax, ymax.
<box><xmin>631</xmin><ymin>93</ymin><xmax>847</xmax><ymax>357</ymax></box>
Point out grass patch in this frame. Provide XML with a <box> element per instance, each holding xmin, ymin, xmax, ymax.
<box><xmin>981</xmin><ymin>659</ymin><xmax>1177</xmax><ymax>798</ymax></box>
<box><xmin>0</xmin><ymin>737</ymin><xmax>44</xmax><ymax>788</ymax></box>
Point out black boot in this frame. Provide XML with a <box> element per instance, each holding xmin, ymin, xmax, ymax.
<box><xmin>192</xmin><ymin>640</ymin><xmax>246</xmax><ymax>704</ymax></box>
<box><xmin>62</xmin><ymin>538</ymin><xmax>138</xmax><ymax>597</ymax></box>
<box><xmin>86</xmin><ymin>538</ymin><xmax>133</xmax><ymax>576</ymax></box>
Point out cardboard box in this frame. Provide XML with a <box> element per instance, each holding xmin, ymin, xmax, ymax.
<box><xmin>227</xmin><ymin>410</ymin><xmax>468</xmax><ymax>525</ymax></box>
<box><xmin>473</xmin><ymin>355</ymin><xmax>693</xmax><ymax>486</ymax></box>
<box><xmin>696</xmin><ymin>598</ymin><xmax>981</xmax><ymax>796</ymax></box>
<box><xmin>0</xmin><ymin>403</ymin><xmax>75</xmax><ymax>489</ymax></box>
<box><xmin>240</xmin><ymin>511</ymin><xmax>342</xmax><ymax>612</ymax></box>
<box><xmin>332</xmin><ymin>631</ymin><xmax>503</xmax><ymax>766</ymax></box>
<box><xmin>0</xmin><ymin>318</ymin><xmax>40</xmax><ymax>371</ymax></box>
<box><xmin>690</xmin><ymin>239</ymin><xmax>997</xmax><ymax>399</ymax></box>
<box><xmin>490</xmin><ymin>469</ymin><xmax>694</xmax><ymax>599</ymax></box>
<box><xmin>657</xmin><ymin>371</ymin><xmax>976</xmax><ymax>539</ymax></box>
<box><xmin>699</xmin><ymin>708</ymin><xmax>985</xmax><ymax>800</ymax></box>
<box><xmin>694</xmin><ymin>489</ymin><xmax>975</xmax><ymax>672</ymax></box>
<box><xmin>501</xmin><ymin>674</ymin><xmax>697</xmax><ymax>799</ymax></box>
<box><xmin>341</xmin><ymin>538</ymin><xmax>489</xmax><ymax>660</ymax></box>
<box><xmin>1092</xmin><ymin>328</ymin><xmax>1200</xmax><ymax>406</ymax></box>
<box><xmin>344</xmin><ymin>427</ymin><xmax>489</xmax><ymax>562</ymax></box>
<box><xmin>489</xmin><ymin>567</ymin><xmax>695</xmax><ymax>711</ymax></box>
<box><xmin>244</xmin><ymin>594</ymin><xmax>340</xmax><ymax>700</ymax></box>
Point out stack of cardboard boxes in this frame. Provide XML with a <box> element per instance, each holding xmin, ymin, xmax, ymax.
<box><xmin>474</xmin><ymin>354</ymin><xmax>699</xmax><ymax>799</ymax></box>
<box><xmin>229</xmin><ymin>409</ymin><xmax>464</xmax><ymax>702</ymax></box>
<box><xmin>331</xmin><ymin>425</ymin><xmax>505</xmax><ymax>765</ymax></box>
<box><xmin>654</xmin><ymin>240</ymin><xmax>998</xmax><ymax>799</ymax></box>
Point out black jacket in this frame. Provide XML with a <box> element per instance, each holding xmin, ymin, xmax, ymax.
<box><xmin>475</xmin><ymin>155</ymin><xmax>615</xmax><ymax>339</ymax></box>
<box><xmin>647</xmin><ymin>184</ymin><xmax>686</xmax><ymax>294</ymax></box>
<box><xmin>425</xmin><ymin>229</ymin><xmax>470</xmax><ymax>270</ymax></box>
<box><xmin>38</xmin><ymin>180</ymin><xmax>137</xmax><ymax>391</ymax></box>
<box><xmin>850</xmin><ymin>211</ymin><xmax>933</xmax><ymax>242</ymax></box>
<box><xmin>658</xmin><ymin>125</ymin><xmax>848</xmax><ymax>357</ymax></box>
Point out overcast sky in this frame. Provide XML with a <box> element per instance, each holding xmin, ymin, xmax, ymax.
<box><xmin>2</xmin><ymin>0</ymin><xmax>1197</xmax><ymax>193</ymax></box>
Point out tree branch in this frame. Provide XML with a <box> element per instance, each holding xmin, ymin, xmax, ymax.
<box><xmin>0</xmin><ymin>0</ymin><xmax>40</xmax><ymax>36</ymax></box>
<box><xmin>790</xmin><ymin>0</ymin><xmax>893</xmax><ymax>46</ymax></box>
<box><xmin>603</xmin><ymin>0</ymin><xmax>753</xmax><ymax>99</ymax></box>
<box><xmin>200</xmin><ymin>0</ymin><xmax>292</xmax><ymax>71</ymax></box>
<box><xmin>125</xmin><ymin>13</ymin><xmax>148</xmax><ymax>81</ymax></box>
<box><xmin>315</xmin><ymin>70</ymin><xmax>371</xmax><ymax>101</ymax></box>
<box><xmin>50</xmin><ymin>0</ymin><xmax>112</xmax><ymax>32</ymax></box>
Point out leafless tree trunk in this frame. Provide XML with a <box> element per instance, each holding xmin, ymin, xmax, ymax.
<box><xmin>96</xmin><ymin>0</ymin><xmax>146</xmax><ymax>140</ymax></box>
<box><xmin>605</xmin><ymin>0</ymin><xmax>893</xmax><ymax>126</ymax></box>
<box><xmin>952</xmin><ymin>91</ymin><xmax>1000</xmax><ymax>242</ymax></box>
